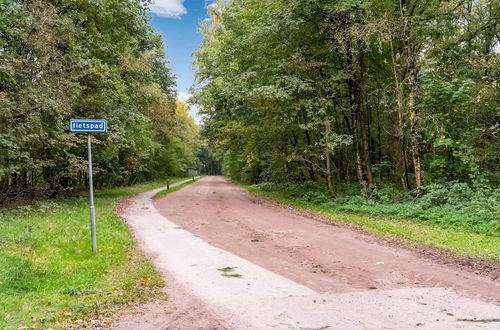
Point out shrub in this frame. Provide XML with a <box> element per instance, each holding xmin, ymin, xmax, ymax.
<box><xmin>252</xmin><ymin>182</ymin><xmax>278</xmax><ymax>192</ymax></box>
<box><xmin>298</xmin><ymin>191</ymin><xmax>330</xmax><ymax>204</ymax></box>
<box><xmin>370</xmin><ymin>185</ymin><xmax>412</xmax><ymax>203</ymax></box>
<box><xmin>419</xmin><ymin>182</ymin><xmax>473</xmax><ymax>208</ymax></box>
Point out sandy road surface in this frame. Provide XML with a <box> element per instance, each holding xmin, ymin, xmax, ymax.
<box><xmin>117</xmin><ymin>176</ymin><xmax>500</xmax><ymax>329</ymax></box>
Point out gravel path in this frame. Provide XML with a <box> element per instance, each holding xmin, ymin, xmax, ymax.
<box><xmin>116</xmin><ymin>176</ymin><xmax>500</xmax><ymax>329</ymax></box>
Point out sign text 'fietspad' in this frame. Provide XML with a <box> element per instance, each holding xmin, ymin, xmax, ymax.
<box><xmin>70</xmin><ymin>119</ymin><xmax>108</xmax><ymax>133</ymax></box>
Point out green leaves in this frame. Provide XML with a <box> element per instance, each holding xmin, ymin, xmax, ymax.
<box><xmin>0</xmin><ymin>0</ymin><xmax>197</xmax><ymax>200</ymax></box>
<box><xmin>194</xmin><ymin>0</ymin><xmax>499</xmax><ymax>193</ymax></box>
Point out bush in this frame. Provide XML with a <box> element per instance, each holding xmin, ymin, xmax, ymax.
<box><xmin>298</xmin><ymin>191</ymin><xmax>330</xmax><ymax>204</ymax></box>
<box><xmin>252</xmin><ymin>182</ymin><xmax>278</xmax><ymax>192</ymax></box>
<box><xmin>419</xmin><ymin>182</ymin><xmax>473</xmax><ymax>208</ymax></box>
<box><xmin>370</xmin><ymin>185</ymin><xmax>412</xmax><ymax>203</ymax></box>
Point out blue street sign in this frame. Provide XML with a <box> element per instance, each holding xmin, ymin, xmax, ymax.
<box><xmin>70</xmin><ymin>119</ymin><xmax>108</xmax><ymax>133</ymax></box>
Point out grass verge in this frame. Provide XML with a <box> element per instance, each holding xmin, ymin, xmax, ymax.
<box><xmin>243</xmin><ymin>185</ymin><xmax>500</xmax><ymax>261</ymax></box>
<box><xmin>0</xmin><ymin>178</ymin><xmax>185</xmax><ymax>329</ymax></box>
<box><xmin>153</xmin><ymin>176</ymin><xmax>204</xmax><ymax>199</ymax></box>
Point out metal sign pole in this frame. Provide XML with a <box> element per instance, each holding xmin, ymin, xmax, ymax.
<box><xmin>88</xmin><ymin>134</ymin><xmax>97</xmax><ymax>253</ymax></box>
<box><xmin>70</xmin><ymin>119</ymin><xmax>107</xmax><ymax>253</ymax></box>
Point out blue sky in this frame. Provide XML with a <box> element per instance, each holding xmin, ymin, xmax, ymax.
<box><xmin>149</xmin><ymin>0</ymin><xmax>211</xmax><ymax>102</ymax></box>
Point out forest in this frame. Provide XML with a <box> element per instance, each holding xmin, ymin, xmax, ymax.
<box><xmin>0</xmin><ymin>0</ymin><xmax>199</xmax><ymax>201</ymax></box>
<box><xmin>195</xmin><ymin>3</ymin><xmax>497</xmax><ymax>200</ymax></box>
<box><xmin>194</xmin><ymin>0</ymin><xmax>499</xmax><ymax>234</ymax></box>
<box><xmin>196</xmin><ymin>0</ymin><xmax>498</xmax><ymax>192</ymax></box>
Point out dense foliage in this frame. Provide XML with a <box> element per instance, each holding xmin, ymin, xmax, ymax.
<box><xmin>0</xmin><ymin>0</ymin><xmax>199</xmax><ymax>200</ymax></box>
<box><xmin>194</xmin><ymin>0</ymin><xmax>499</xmax><ymax>198</ymax></box>
<box><xmin>197</xmin><ymin>145</ymin><xmax>222</xmax><ymax>175</ymax></box>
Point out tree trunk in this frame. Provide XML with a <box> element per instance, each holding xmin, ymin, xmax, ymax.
<box><xmin>325</xmin><ymin>112</ymin><xmax>336</xmax><ymax>197</ymax></box>
<box><xmin>359</xmin><ymin>53</ymin><xmax>374</xmax><ymax>187</ymax></box>
<box><xmin>403</xmin><ymin>3</ymin><xmax>423</xmax><ymax>190</ymax></box>
<box><xmin>390</xmin><ymin>40</ymin><xmax>412</xmax><ymax>190</ymax></box>
<box><xmin>353</xmin><ymin>124</ymin><xmax>367</xmax><ymax>194</ymax></box>
<box><xmin>346</xmin><ymin>39</ymin><xmax>368</xmax><ymax>194</ymax></box>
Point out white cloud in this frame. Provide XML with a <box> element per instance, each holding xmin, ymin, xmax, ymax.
<box><xmin>150</xmin><ymin>0</ymin><xmax>187</xmax><ymax>18</ymax></box>
<box><xmin>178</xmin><ymin>92</ymin><xmax>192</xmax><ymax>102</ymax></box>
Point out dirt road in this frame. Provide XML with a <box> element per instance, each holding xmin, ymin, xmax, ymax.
<box><xmin>118</xmin><ymin>176</ymin><xmax>500</xmax><ymax>329</ymax></box>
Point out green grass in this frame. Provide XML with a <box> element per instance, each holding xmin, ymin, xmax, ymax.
<box><xmin>152</xmin><ymin>176</ymin><xmax>204</xmax><ymax>199</ymax></box>
<box><xmin>244</xmin><ymin>185</ymin><xmax>500</xmax><ymax>261</ymax></box>
<box><xmin>0</xmin><ymin>178</ymin><xmax>185</xmax><ymax>329</ymax></box>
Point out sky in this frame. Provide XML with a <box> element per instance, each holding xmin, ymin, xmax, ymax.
<box><xmin>149</xmin><ymin>0</ymin><xmax>211</xmax><ymax>105</ymax></box>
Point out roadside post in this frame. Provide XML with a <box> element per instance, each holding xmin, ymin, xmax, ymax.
<box><xmin>70</xmin><ymin>119</ymin><xmax>108</xmax><ymax>253</ymax></box>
